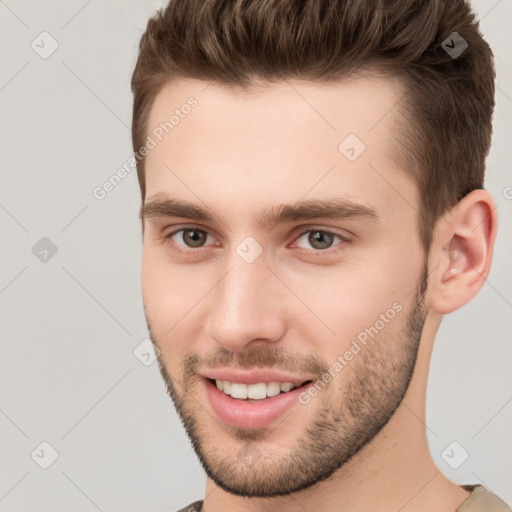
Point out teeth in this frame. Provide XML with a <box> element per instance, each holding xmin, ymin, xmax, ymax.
<box><xmin>266</xmin><ymin>381</ymin><xmax>281</xmax><ymax>397</ymax></box>
<box><xmin>214</xmin><ymin>379</ymin><xmax>303</xmax><ymax>400</ymax></box>
<box><xmin>280</xmin><ymin>382</ymin><xmax>293</xmax><ymax>392</ymax></box>
<box><xmin>247</xmin><ymin>382</ymin><xmax>267</xmax><ymax>400</ymax></box>
<box><xmin>230</xmin><ymin>383</ymin><xmax>248</xmax><ymax>399</ymax></box>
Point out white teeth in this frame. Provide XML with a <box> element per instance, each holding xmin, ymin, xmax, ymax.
<box><xmin>247</xmin><ymin>383</ymin><xmax>267</xmax><ymax>400</ymax></box>
<box><xmin>280</xmin><ymin>382</ymin><xmax>293</xmax><ymax>392</ymax></box>
<box><xmin>230</xmin><ymin>383</ymin><xmax>248</xmax><ymax>399</ymax></box>
<box><xmin>266</xmin><ymin>381</ymin><xmax>281</xmax><ymax>397</ymax></box>
<box><xmin>214</xmin><ymin>379</ymin><xmax>303</xmax><ymax>400</ymax></box>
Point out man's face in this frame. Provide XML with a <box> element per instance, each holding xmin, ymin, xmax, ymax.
<box><xmin>141</xmin><ymin>76</ymin><xmax>428</xmax><ymax>497</ymax></box>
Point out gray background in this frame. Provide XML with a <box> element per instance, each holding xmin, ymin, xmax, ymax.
<box><xmin>0</xmin><ymin>1</ymin><xmax>510</xmax><ymax>510</ymax></box>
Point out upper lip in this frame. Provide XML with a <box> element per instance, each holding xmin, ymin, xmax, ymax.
<box><xmin>200</xmin><ymin>368</ymin><xmax>314</xmax><ymax>385</ymax></box>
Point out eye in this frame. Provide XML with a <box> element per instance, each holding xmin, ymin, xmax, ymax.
<box><xmin>166</xmin><ymin>227</ymin><xmax>216</xmax><ymax>250</ymax></box>
<box><xmin>164</xmin><ymin>226</ymin><xmax>349</xmax><ymax>255</ymax></box>
<box><xmin>292</xmin><ymin>229</ymin><xmax>347</xmax><ymax>252</ymax></box>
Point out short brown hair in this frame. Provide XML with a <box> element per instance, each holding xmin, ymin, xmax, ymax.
<box><xmin>131</xmin><ymin>0</ymin><xmax>495</xmax><ymax>253</ymax></box>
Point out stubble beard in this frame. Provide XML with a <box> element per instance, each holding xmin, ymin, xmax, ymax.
<box><xmin>148</xmin><ymin>264</ymin><xmax>428</xmax><ymax>497</ymax></box>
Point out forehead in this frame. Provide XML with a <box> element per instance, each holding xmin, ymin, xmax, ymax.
<box><xmin>143</xmin><ymin>75</ymin><xmax>417</xmax><ymax>226</ymax></box>
<box><xmin>146</xmin><ymin>74</ymin><xmax>407</xmax><ymax>155</ymax></box>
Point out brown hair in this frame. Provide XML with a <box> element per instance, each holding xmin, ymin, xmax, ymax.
<box><xmin>131</xmin><ymin>0</ymin><xmax>495</xmax><ymax>253</ymax></box>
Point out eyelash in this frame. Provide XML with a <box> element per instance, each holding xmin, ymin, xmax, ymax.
<box><xmin>163</xmin><ymin>226</ymin><xmax>350</xmax><ymax>256</ymax></box>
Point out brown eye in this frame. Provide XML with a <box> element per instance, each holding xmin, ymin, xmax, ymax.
<box><xmin>308</xmin><ymin>231</ymin><xmax>335</xmax><ymax>250</ymax></box>
<box><xmin>167</xmin><ymin>228</ymin><xmax>211</xmax><ymax>249</ymax></box>
<box><xmin>182</xmin><ymin>229</ymin><xmax>207</xmax><ymax>247</ymax></box>
<box><xmin>294</xmin><ymin>230</ymin><xmax>345</xmax><ymax>251</ymax></box>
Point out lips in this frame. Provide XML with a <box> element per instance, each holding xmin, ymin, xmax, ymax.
<box><xmin>200</xmin><ymin>369</ymin><xmax>314</xmax><ymax>429</ymax></box>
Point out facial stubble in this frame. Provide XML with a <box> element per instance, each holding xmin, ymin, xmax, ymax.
<box><xmin>147</xmin><ymin>263</ymin><xmax>428</xmax><ymax>497</ymax></box>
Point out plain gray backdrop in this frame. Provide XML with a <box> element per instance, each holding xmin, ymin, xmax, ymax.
<box><xmin>1</xmin><ymin>1</ymin><xmax>511</xmax><ymax>510</ymax></box>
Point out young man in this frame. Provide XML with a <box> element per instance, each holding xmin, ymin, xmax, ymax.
<box><xmin>131</xmin><ymin>0</ymin><xmax>510</xmax><ymax>510</ymax></box>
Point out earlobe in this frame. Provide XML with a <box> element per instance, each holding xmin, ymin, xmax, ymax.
<box><xmin>429</xmin><ymin>190</ymin><xmax>498</xmax><ymax>314</ymax></box>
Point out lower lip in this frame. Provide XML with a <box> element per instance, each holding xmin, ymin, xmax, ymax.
<box><xmin>203</xmin><ymin>379</ymin><xmax>311</xmax><ymax>429</ymax></box>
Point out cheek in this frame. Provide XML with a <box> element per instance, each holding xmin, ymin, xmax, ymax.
<box><xmin>141</xmin><ymin>249</ymin><xmax>166</xmax><ymax>317</ymax></box>
<box><xmin>284</xmin><ymin>255</ymin><xmax>417</xmax><ymax>349</ymax></box>
<box><xmin>141</xmin><ymin>247</ymin><xmax>212</xmax><ymax>355</ymax></box>
<box><xmin>141</xmin><ymin>248</ymin><xmax>184</xmax><ymax>340</ymax></box>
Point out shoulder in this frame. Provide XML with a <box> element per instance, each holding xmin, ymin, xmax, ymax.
<box><xmin>175</xmin><ymin>500</ymin><xmax>204</xmax><ymax>512</ymax></box>
<box><xmin>174</xmin><ymin>488</ymin><xmax>512</xmax><ymax>512</ymax></box>
<box><xmin>457</xmin><ymin>485</ymin><xmax>512</xmax><ymax>512</ymax></box>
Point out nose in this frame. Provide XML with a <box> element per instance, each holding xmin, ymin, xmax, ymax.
<box><xmin>204</xmin><ymin>254</ymin><xmax>287</xmax><ymax>352</ymax></box>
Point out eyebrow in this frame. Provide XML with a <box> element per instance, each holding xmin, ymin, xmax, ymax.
<box><xmin>141</xmin><ymin>195</ymin><xmax>380</xmax><ymax>231</ymax></box>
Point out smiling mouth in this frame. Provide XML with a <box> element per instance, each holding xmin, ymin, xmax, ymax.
<box><xmin>207</xmin><ymin>378</ymin><xmax>313</xmax><ymax>401</ymax></box>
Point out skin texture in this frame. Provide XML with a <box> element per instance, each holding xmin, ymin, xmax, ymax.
<box><xmin>152</xmin><ymin>272</ymin><xmax>426</xmax><ymax>497</ymax></box>
<box><xmin>140</xmin><ymin>76</ymin><xmax>497</xmax><ymax>511</ymax></box>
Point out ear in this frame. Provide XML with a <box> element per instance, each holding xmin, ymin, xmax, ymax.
<box><xmin>428</xmin><ymin>189</ymin><xmax>498</xmax><ymax>314</ymax></box>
